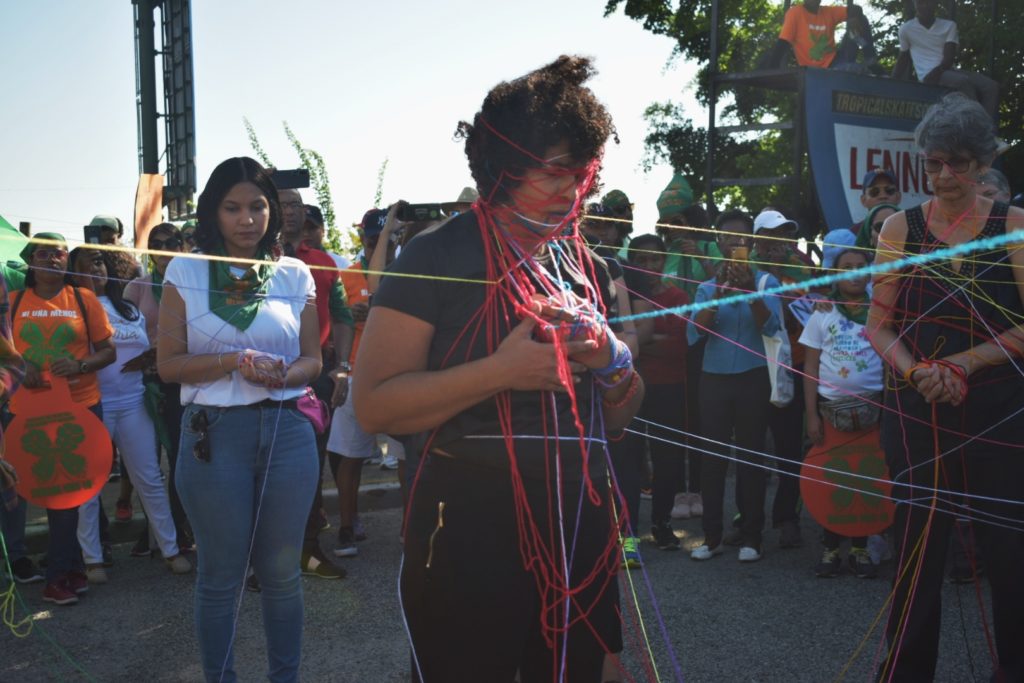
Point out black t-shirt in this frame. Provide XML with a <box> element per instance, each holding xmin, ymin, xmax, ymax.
<box><xmin>373</xmin><ymin>211</ymin><xmax>619</xmax><ymax>479</ymax></box>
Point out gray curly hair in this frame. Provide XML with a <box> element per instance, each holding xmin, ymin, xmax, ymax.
<box><xmin>915</xmin><ymin>93</ymin><xmax>998</xmax><ymax>163</ymax></box>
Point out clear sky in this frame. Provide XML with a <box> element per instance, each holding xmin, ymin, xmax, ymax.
<box><xmin>0</xmin><ymin>0</ymin><xmax>703</xmax><ymax>250</ymax></box>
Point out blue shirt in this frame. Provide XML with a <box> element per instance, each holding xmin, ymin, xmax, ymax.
<box><xmin>687</xmin><ymin>271</ymin><xmax>782</xmax><ymax>374</ymax></box>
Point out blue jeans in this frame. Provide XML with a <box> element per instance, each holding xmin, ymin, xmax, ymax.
<box><xmin>176</xmin><ymin>403</ymin><xmax>318</xmax><ymax>683</ymax></box>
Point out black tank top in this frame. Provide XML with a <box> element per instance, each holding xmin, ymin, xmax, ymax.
<box><xmin>884</xmin><ymin>201</ymin><xmax>1024</xmax><ymax>454</ymax></box>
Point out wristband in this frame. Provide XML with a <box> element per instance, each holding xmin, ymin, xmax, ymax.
<box><xmin>602</xmin><ymin>371</ymin><xmax>641</xmax><ymax>409</ymax></box>
<box><xmin>592</xmin><ymin>338</ymin><xmax>632</xmax><ymax>383</ymax></box>
<box><xmin>218</xmin><ymin>353</ymin><xmax>235</xmax><ymax>376</ymax></box>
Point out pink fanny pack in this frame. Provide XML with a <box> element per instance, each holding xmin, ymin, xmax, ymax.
<box><xmin>296</xmin><ymin>388</ymin><xmax>330</xmax><ymax>434</ymax></box>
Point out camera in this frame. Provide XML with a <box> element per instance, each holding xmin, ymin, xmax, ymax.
<box><xmin>396</xmin><ymin>203</ymin><xmax>445</xmax><ymax>222</ymax></box>
<box><xmin>270</xmin><ymin>168</ymin><xmax>311</xmax><ymax>190</ymax></box>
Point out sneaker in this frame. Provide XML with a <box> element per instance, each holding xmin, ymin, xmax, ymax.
<box><xmin>101</xmin><ymin>543</ymin><xmax>114</xmax><ymax>568</ymax></box>
<box><xmin>42</xmin><ymin>579</ymin><xmax>79</xmax><ymax>606</ymax></box>
<box><xmin>670</xmin><ymin>493</ymin><xmax>691</xmax><ymax>520</ymax></box>
<box><xmin>166</xmin><ymin>554</ymin><xmax>193</xmax><ymax>575</ymax></box>
<box><xmin>130</xmin><ymin>537</ymin><xmax>153</xmax><ymax>558</ymax></box>
<box><xmin>723</xmin><ymin>528</ymin><xmax>744</xmax><ymax>547</ymax></box>
<box><xmin>651</xmin><ymin>523</ymin><xmax>680</xmax><ymax>551</ymax></box>
<box><xmin>301</xmin><ymin>549</ymin><xmax>347</xmax><ymax>579</ymax></box>
<box><xmin>85</xmin><ymin>564</ymin><xmax>108</xmax><ymax>584</ymax></box>
<box><xmin>815</xmin><ymin>548</ymin><xmax>842</xmax><ymax>577</ymax></box>
<box><xmin>621</xmin><ymin>537</ymin><xmax>643</xmax><ymax>570</ymax></box>
<box><xmin>848</xmin><ymin>547</ymin><xmax>878</xmax><ymax>579</ymax></box>
<box><xmin>738</xmin><ymin>546</ymin><xmax>762</xmax><ymax>562</ymax></box>
<box><xmin>9</xmin><ymin>557</ymin><xmax>44</xmax><ymax>584</ymax></box>
<box><xmin>690</xmin><ymin>543</ymin><xmax>724</xmax><ymax>561</ymax></box>
<box><xmin>66</xmin><ymin>570</ymin><xmax>89</xmax><ymax>595</ymax></box>
<box><xmin>779</xmin><ymin>520</ymin><xmax>802</xmax><ymax>549</ymax></box>
<box><xmin>688</xmin><ymin>493</ymin><xmax>703</xmax><ymax>518</ymax></box>
<box><xmin>380</xmin><ymin>453</ymin><xmax>399</xmax><ymax>470</ymax></box>
<box><xmin>333</xmin><ymin>528</ymin><xmax>359</xmax><ymax>558</ymax></box>
<box><xmin>115</xmin><ymin>498</ymin><xmax>133</xmax><ymax>522</ymax></box>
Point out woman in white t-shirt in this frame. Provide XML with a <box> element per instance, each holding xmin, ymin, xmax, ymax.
<box><xmin>70</xmin><ymin>247</ymin><xmax>192</xmax><ymax>581</ymax></box>
<box><xmin>800</xmin><ymin>247</ymin><xmax>883</xmax><ymax>579</ymax></box>
<box><xmin>157</xmin><ymin>157</ymin><xmax>321</xmax><ymax>683</ymax></box>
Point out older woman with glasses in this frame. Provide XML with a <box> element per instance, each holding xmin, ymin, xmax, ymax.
<box><xmin>867</xmin><ymin>93</ymin><xmax>1024</xmax><ymax>682</ymax></box>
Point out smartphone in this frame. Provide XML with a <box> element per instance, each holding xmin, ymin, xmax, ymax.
<box><xmin>732</xmin><ymin>246</ymin><xmax>749</xmax><ymax>261</ymax></box>
<box><xmin>270</xmin><ymin>168</ymin><xmax>311</xmax><ymax>190</ymax></box>
<box><xmin>397</xmin><ymin>203</ymin><xmax>445</xmax><ymax>222</ymax></box>
<box><xmin>84</xmin><ymin>225</ymin><xmax>103</xmax><ymax>244</ymax></box>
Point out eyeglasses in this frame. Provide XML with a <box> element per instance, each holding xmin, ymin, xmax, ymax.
<box><xmin>922</xmin><ymin>156</ymin><xmax>973</xmax><ymax>175</ymax></box>
<box><xmin>149</xmin><ymin>237</ymin><xmax>182</xmax><ymax>251</ymax></box>
<box><xmin>33</xmin><ymin>247</ymin><xmax>68</xmax><ymax>260</ymax></box>
<box><xmin>182</xmin><ymin>231</ymin><xmax>196</xmax><ymax>244</ymax></box>
<box><xmin>190</xmin><ymin>410</ymin><xmax>211</xmax><ymax>463</ymax></box>
<box><xmin>866</xmin><ymin>185</ymin><xmax>898</xmax><ymax>199</ymax></box>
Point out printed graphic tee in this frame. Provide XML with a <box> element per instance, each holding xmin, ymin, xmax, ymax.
<box><xmin>779</xmin><ymin>4</ymin><xmax>848</xmax><ymax>68</ymax></box>
<box><xmin>799</xmin><ymin>307</ymin><xmax>882</xmax><ymax>400</ymax></box>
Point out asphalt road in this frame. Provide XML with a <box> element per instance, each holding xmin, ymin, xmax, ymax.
<box><xmin>2</xmin><ymin>469</ymin><xmax>994</xmax><ymax>683</ymax></box>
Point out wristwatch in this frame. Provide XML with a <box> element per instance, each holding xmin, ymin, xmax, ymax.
<box><xmin>79</xmin><ymin>360</ymin><xmax>90</xmax><ymax>375</ymax></box>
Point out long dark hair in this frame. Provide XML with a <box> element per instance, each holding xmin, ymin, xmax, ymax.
<box><xmin>195</xmin><ymin>157</ymin><xmax>281</xmax><ymax>258</ymax></box>
<box><xmin>68</xmin><ymin>247</ymin><xmax>140</xmax><ymax>321</ymax></box>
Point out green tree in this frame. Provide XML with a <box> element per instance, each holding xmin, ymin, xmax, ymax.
<box><xmin>243</xmin><ymin>119</ymin><xmax>357</xmax><ymax>257</ymax></box>
<box><xmin>606</xmin><ymin>0</ymin><xmax>1022</xmax><ymax>214</ymax></box>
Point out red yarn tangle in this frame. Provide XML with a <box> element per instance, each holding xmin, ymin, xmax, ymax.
<box><xmin>422</xmin><ymin>119</ymin><xmax>627</xmax><ymax>652</ymax></box>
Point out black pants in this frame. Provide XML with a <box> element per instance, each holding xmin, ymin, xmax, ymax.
<box><xmin>138</xmin><ymin>379</ymin><xmax>192</xmax><ymax>548</ymax></box>
<box><xmin>303</xmin><ymin>365</ymin><xmax>334</xmax><ymax>550</ymax></box>
<box><xmin>640</xmin><ymin>382</ymin><xmax>692</xmax><ymax>526</ymax></box>
<box><xmin>607</xmin><ymin>429</ymin><xmax>643</xmax><ymax>535</ymax></box>
<box><xmin>699</xmin><ymin>368</ymin><xmax>770</xmax><ymax>549</ymax></box>
<box><xmin>767</xmin><ymin>368</ymin><xmax>803</xmax><ymax>526</ymax></box>
<box><xmin>402</xmin><ymin>455</ymin><xmax>621</xmax><ymax>683</ymax></box>
<box><xmin>882</xmin><ymin>447</ymin><xmax>1024</xmax><ymax>682</ymax></box>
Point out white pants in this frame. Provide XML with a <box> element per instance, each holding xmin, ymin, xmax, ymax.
<box><xmin>78</xmin><ymin>402</ymin><xmax>178</xmax><ymax>563</ymax></box>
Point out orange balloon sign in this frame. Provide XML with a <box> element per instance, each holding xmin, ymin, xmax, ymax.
<box><xmin>800</xmin><ymin>423</ymin><xmax>895</xmax><ymax>537</ymax></box>
<box><xmin>5</xmin><ymin>374</ymin><xmax>111</xmax><ymax>509</ymax></box>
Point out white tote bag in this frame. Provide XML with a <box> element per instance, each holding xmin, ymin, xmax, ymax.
<box><xmin>758</xmin><ymin>273</ymin><xmax>794</xmax><ymax>408</ymax></box>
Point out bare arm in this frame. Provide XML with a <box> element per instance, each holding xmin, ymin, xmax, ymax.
<box><xmin>613</xmin><ymin>276</ymin><xmax>639</xmax><ymax>358</ymax></box>
<box><xmin>283</xmin><ymin>302</ymin><xmax>323</xmax><ymax>389</ymax></box>
<box><xmin>353</xmin><ymin>305</ymin><xmax>642</xmax><ymax>435</ymax></box>
<box><xmin>892</xmin><ymin>50</ymin><xmax>913</xmax><ymax>80</ymax></box>
<box><xmin>50</xmin><ymin>337</ymin><xmax>116</xmax><ymax>378</ymax></box>
<box><xmin>366</xmin><ymin>203</ymin><xmax>402</xmax><ymax>294</ymax></box>
<box><xmin>866</xmin><ymin>213</ymin><xmax>949</xmax><ymax>402</ymax></box>
<box><xmin>157</xmin><ymin>284</ymin><xmax>240</xmax><ymax>384</ymax></box>
<box><xmin>803</xmin><ymin>346</ymin><xmax>824</xmax><ymax>445</ymax></box>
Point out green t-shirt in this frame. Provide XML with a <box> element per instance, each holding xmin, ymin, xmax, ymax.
<box><xmin>663</xmin><ymin>239</ymin><xmax>723</xmax><ymax>300</ymax></box>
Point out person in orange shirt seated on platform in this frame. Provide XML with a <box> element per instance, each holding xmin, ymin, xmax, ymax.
<box><xmin>763</xmin><ymin>0</ymin><xmax>881</xmax><ymax>74</ymax></box>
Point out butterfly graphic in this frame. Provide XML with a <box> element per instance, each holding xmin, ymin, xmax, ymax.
<box><xmin>824</xmin><ymin>452</ymin><xmax>886</xmax><ymax>509</ymax></box>
<box><xmin>23</xmin><ymin>422</ymin><xmax>87</xmax><ymax>483</ymax></box>
<box><xmin>19</xmin><ymin>321</ymin><xmax>76</xmax><ymax>369</ymax></box>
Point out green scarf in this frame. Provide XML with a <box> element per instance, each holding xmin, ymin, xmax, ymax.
<box><xmin>833</xmin><ymin>289</ymin><xmax>869</xmax><ymax>325</ymax></box>
<box><xmin>208</xmin><ymin>248</ymin><xmax>274</xmax><ymax>331</ymax></box>
<box><xmin>151</xmin><ymin>268</ymin><xmax>164</xmax><ymax>304</ymax></box>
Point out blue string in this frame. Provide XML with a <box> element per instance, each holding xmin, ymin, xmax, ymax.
<box><xmin>612</xmin><ymin>229</ymin><xmax>1024</xmax><ymax>324</ymax></box>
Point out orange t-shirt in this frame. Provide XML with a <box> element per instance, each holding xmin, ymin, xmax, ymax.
<box><xmin>779</xmin><ymin>4</ymin><xmax>848</xmax><ymax>68</ymax></box>
<box><xmin>10</xmin><ymin>286</ymin><xmax>114</xmax><ymax>408</ymax></box>
<box><xmin>339</xmin><ymin>264</ymin><xmax>369</xmax><ymax>366</ymax></box>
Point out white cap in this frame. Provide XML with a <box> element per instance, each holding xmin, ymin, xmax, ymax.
<box><xmin>753</xmin><ymin>210</ymin><xmax>798</xmax><ymax>235</ymax></box>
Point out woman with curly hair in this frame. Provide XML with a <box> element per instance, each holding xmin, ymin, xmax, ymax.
<box><xmin>354</xmin><ymin>56</ymin><xmax>642</xmax><ymax>682</ymax></box>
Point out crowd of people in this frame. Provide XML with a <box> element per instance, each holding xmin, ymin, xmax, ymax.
<box><xmin>1</xmin><ymin>51</ymin><xmax>1022</xmax><ymax>683</ymax></box>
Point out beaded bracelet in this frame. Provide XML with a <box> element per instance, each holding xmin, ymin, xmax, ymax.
<box><xmin>593</xmin><ymin>338</ymin><xmax>633</xmax><ymax>387</ymax></box>
<box><xmin>602</xmin><ymin>370</ymin><xmax>641</xmax><ymax>409</ymax></box>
